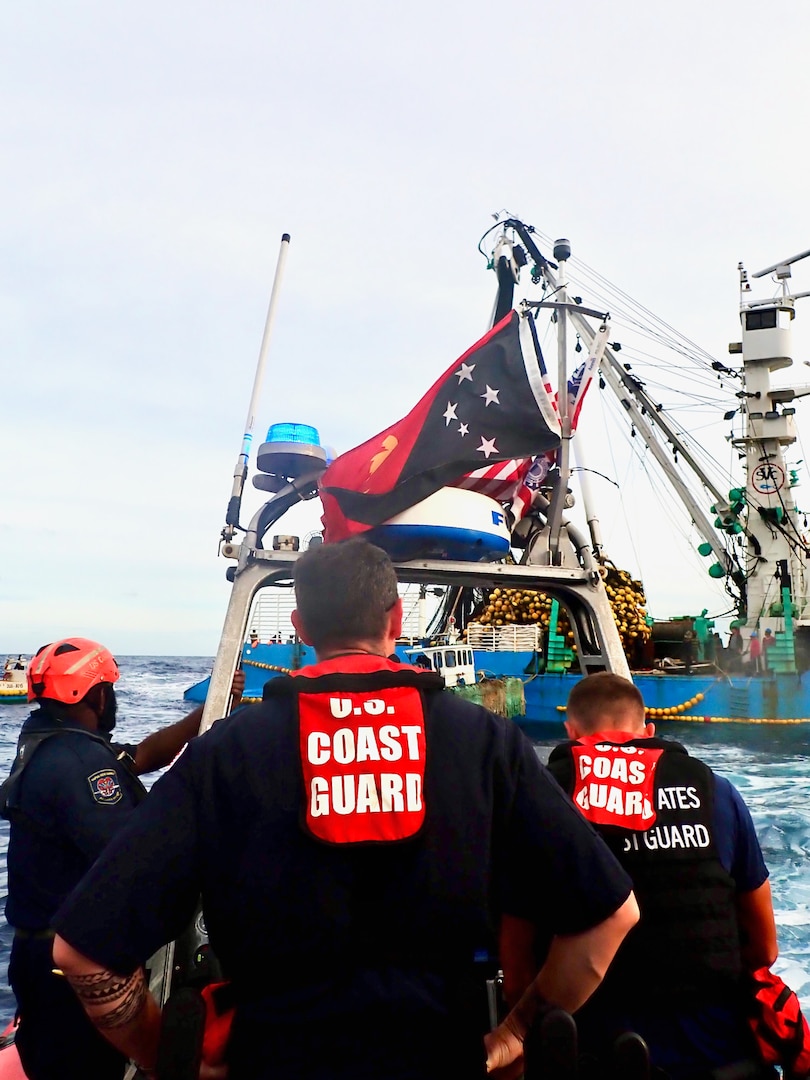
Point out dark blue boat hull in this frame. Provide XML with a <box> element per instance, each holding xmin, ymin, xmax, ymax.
<box><xmin>185</xmin><ymin>644</ymin><xmax>810</xmax><ymax>726</ymax></box>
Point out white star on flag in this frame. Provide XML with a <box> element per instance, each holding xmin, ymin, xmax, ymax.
<box><xmin>318</xmin><ymin>310</ymin><xmax>564</xmax><ymax>543</ymax></box>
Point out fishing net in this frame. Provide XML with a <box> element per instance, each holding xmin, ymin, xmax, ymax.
<box><xmin>452</xmin><ymin>677</ymin><xmax>526</xmax><ymax>719</ymax></box>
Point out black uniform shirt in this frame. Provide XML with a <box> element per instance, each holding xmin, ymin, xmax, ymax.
<box><xmin>5</xmin><ymin>711</ymin><xmax>141</xmax><ymax>929</ymax></box>
<box><xmin>55</xmin><ymin>682</ymin><xmax>631</xmax><ymax>1079</ymax></box>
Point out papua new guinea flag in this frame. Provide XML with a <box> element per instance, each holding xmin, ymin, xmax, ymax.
<box><xmin>319</xmin><ymin>310</ymin><xmax>561</xmax><ymax>541</ymax></box>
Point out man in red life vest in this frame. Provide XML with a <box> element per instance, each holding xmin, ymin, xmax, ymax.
<box><xmin>748</xmin><ymin>630</ymin><xmax>763</xmax><ymax>675</ymax></box>
<box><xmin>761</xmin><ymin>628</ymin><xmax>776</xmax><ymax>669</ymax></box>
<box><xmin>52</xmin><ymin>539</ymin><xmax>638</xmax><ymax>1080</ymax></box>
<box><xmin>546</xmin><ymin>672</ymin><xmax>779</xmax><ymax>1080</ymax></box>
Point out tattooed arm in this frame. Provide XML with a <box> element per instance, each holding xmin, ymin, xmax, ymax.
<box><xmin>52</xmin><ymin>934</ymin><xmax>161</xmax><ymax>1076</ymax></box>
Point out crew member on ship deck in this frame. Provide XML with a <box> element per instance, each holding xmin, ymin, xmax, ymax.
<box><xmin>546</xmin><ymin>672</ymin><xmax>778</xmax><ymax>1080</ymax></box>
<box><xmin>52</xmin><ymin>539</ymin><xmax>638</xmax><ymax>1080</ymax></box>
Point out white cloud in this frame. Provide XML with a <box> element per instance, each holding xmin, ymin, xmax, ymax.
<box><xmin>3</xmin><ymin>0</ymin><xmax>810</xmax><ymax>652</ymax></box>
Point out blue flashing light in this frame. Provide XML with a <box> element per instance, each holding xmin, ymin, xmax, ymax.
<box><xmin>265</xmin><ymin>422</ymin><xmax>321</xmax><ymax>446</ymax></box>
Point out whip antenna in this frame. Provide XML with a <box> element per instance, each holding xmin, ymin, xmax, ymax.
<box><xmin>222</xmin><ymin>232</ymin><xmax>291</xmax><ymax>542</ymax></box>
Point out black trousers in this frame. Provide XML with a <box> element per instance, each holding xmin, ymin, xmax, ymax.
<box><xmin>9</xmin><ymin>935</ymin><xmax>127</xmax><ymax>1080</ymax></box>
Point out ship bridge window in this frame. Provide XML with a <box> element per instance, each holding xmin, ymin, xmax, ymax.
<box><xmin>433</xmin><ymin>654</ymin><xmax>443</xmax><ymax>670</ymax></box>
<box><xmin>445</xmin><ymin>651</ymin><xmax>456</xmax><ymax>668</ymax></box>
<box><xmin>745</xmin><ymin>309</ymin><xmax>777</xmax><ymax>331</ymax></box>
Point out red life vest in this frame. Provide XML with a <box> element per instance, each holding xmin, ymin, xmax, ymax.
<box><xmin>200</xmin><ymin>982</ymin><xmax>235</xmax><ymax>1067</ymax></box>
<box><xmin>569</xmin><ymin>731</ymin><xmax>664</xmax><ymax>831</ymax></box>
<box><xmin>550</xmin><ymin>734</ymin><xmax>742</xmax><ymax>1007</ymax></box>
<box><xmin>748</xmin><ymin>967</ymin><xmax>810</xmax><ymax>1077</ymax></box>
<box><xmin>195</xmin><ymin>657</ymin><xmax>441</xmax><ymax>1066</ymax></box>
<box><xmin>272</xmin><ymin>655</ymin><xmax>442</xmax><ymax>845</ymax></box>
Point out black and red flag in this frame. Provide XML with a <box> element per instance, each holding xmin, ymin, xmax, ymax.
<box><xmin>319</xmin><ymin>310</ymin><xmax>560</xmax><ymax>541</ymax></box>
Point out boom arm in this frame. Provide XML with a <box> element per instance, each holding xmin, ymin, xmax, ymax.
<box><xmin>567</xmin><ymin>305</ymin><xmax>732</xmax><ymax>570</ymax></box>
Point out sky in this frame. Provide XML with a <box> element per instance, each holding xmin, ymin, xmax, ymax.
<box><xmin>3</xmin><ymin>0</ymin><xmax>810</xmax><ymax>655</ymax></box>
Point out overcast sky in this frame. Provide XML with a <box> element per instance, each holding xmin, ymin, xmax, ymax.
<box><xmin>3</xmin><ymin>0</ymin><xmax>810</xmax><ymax>656</ymax></box>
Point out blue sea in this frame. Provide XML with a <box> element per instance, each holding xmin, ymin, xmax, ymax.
<box><xmin>0</xmin><ymin>656</ymin><xmax>807</xmax><ymax>1024</ymax></box>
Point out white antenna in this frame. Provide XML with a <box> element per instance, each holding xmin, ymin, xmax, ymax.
<box><xmin>222</xmin><ymin>233</ymin><xmax>291</xmax><ymax>541</ymax></box>
<box><xmin>752</xmin><ymin>248</ymin><xmax>810</xmax><ymax>279</ymax></box>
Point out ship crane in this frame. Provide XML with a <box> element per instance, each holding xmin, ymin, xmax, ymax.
<box><xmin>485</xmin><ymin>220</ymin><xmax>738</xmax><ymax>581</ymax></box>
<box><xmin>563</xmin><ymin>304</ymin><xmax>738</xmax><ymax>576</ymax></box>
<box><xmin>487</xmin><ymin>220</ymin><xmax>810</xmax><ymax>659</ymax></box>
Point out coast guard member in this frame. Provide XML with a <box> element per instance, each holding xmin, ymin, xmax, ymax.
<box><xmin>546</xmin><ymin>672</ymin><xmax>778</xmax><ymax>1080</ymax></box>
<box><xmin>1</xmin><ymin>638</ymin><xmax>243</xmax><ymax>1080</ymax></box>
<box><xmin>52</xmin><ymin>540</ymin><xmax>638</xmax><ymax>1080</ymax></box>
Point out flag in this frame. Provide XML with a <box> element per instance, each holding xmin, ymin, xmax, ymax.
<box><xmin>528</xmin><ymin>314</ymin><xmax>558</xmax><ymax>423</ymax></box>
<box><xmin>509</xmin><ymin>455</ymin><xmax>554</xmax><ymax>521</ymax></box>
<box><xmin>455</xmin><ymin>321</ymin><xmax>611</xmax><ymax>526</ymax></box>
<box><xmin>567</xmin><ymin>322</ymin><xmax>608</xmax><ymax>432</ymax></box>
<box><xmin>452</xmin><ymin>319</ymin><xmax>553</xmax><ymax>511</ymax></box>
<box><xmin>454</xmin><ymin>457</ymin><xmax>534</xmax><ymax>504</ymax></box>
<box><xmin>509</xmin><ymin>321</ymin><xmax>610</xmax><ymax>521</ymax></box>
<box><xmin>567</xmin><ymin>361</ymin><xmax>588</xmax><ymax>426</ymax></box>
<box><xmin>320</xmin><ymin>310</ymin><xmax>561</xmax><ymax>541</ymax></box>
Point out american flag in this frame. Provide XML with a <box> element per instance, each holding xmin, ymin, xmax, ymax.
<box><xmin>454</xmin><ymin>457</ymin><xmax>535</xmax><ymax>504</ymax></box>
<box><xmin>567</xmin><ymin>322</ymin><xmax>609</xmax><ymax>432</ymax></box>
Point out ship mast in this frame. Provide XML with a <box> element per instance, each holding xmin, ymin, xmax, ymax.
<box><xmin>733</xmin><ymin>250</ymin><xmax>810</xmax><ymax>636</ymax></box>
<box><xmin>534</xmin><ymin>234</ymin><xmax>810</xmax><ymax>645</ymax></box>
<box><xmin>484</xmin><ymin>219</ymin><xmax>810</xmax><ymax>658</ymax></box>
<box><xmin>526</xmin><ymin>255</ymin><xmax>738</xmax><ymax>580</ymax></box>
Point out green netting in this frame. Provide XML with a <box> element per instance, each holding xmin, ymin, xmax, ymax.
<box><xmin>452</xmin><ymin>677</ymin><xmax>526</xmax><ymax>719</ymax></box>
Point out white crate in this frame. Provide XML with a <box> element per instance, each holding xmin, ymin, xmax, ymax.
<box><xmin>465</xmin><ymin>623</ymin><xmax>541</xmax><ymax>651</ymax></box>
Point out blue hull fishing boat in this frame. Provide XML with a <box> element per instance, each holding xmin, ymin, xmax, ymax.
<box><xmin>187</xmin><ymin>223</ymin><xmax>810</xmax><ymax>728</ymax></box>
<box><xmin>186</xmin><ymin>643</ymin><xmax>810</xmax><ymax>727</ymax></box>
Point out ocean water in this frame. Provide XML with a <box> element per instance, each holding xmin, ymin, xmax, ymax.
<box><xmin>0</xmin><ymin>657</ymin><xmax>807</xmax><ymax>1025</ymax></box>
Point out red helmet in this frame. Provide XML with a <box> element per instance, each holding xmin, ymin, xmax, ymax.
<box><xmin>27</xmin><ymin>638</ymin><xmax>120</xmax><ymax>704</ymax></box>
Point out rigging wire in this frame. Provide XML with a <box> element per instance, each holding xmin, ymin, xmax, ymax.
<box><xmin>595</xmin><ymin>384</ymin><xmax>650</xmax><ymax>584</ymax></box>
<box><xmin>598</xmin><ymin>383</ymin><xmax>745</xmax><ymax>603</ymax></box>
<box><xmin>531</xmin><ymin>228</ymin><xmax>720</xmax><ymax>369</ymax></box>
<box><xmin>529</xmin><ymin>290</ymin><xmax>739</xmax><ymax>536</ymax></box>
<box><xmin>486</xmin><ymin>220</ymin><xmax>806</xmax><ymax>621</ymax></box>
<box><xmin>522</xmin><ymin>259</ymin><xmax>739</xmax><ymax>506</ymax></box>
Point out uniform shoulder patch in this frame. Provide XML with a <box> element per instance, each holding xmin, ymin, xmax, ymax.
<box><xmin>87</xmin><ymin>769</ymin><xmax>123</xmax><ymax>805</ymax></box>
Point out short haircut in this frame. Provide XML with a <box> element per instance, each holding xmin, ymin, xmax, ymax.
<box><xmin>293</xmin><ymin>538</ymin><xmax>400</xmax><ymax>651</ymax></box>
<box><xmin>566</xmin><ymin>672</ymin><xmax>645</xmax><ymax>734</ymax></box>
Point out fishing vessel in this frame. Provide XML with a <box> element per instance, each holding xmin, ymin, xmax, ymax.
<box><xmin>127</xmin><ymin>224</ymin><xmax>810</xmax><ymax>1060</ymax></box>
<box><xmin>187</xmin><ymin>221</ymin><xmax>810</xmax><ymax>726</ymax></box>
<box><xmin>1</xmin><ymin>226</ymin><xmax>805</xmax><ymax>1078</ymax></box>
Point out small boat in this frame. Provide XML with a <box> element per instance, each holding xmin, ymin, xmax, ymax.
<box><xmin>404</xmin><ymin>641</ymin><xmax>476</xmax><ymax>687</ymax></box>
<box><xmin>0</xmin><ymin>658</ymin><xmax>27</xmax><ymax>702</ymax></box>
